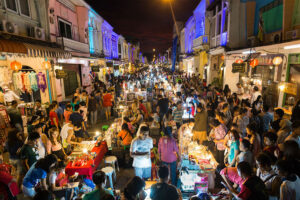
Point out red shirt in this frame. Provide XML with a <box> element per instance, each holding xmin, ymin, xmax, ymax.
<box><xmin>103</xmin><ymin>93</ymin><xmax>113</xmax><ymax>107</ymax></box>
<box><xmin>238</xmin><ymin>178</ymin><xmax>252</xmax><ymax>200</ymax></box>
<box><xmin>64</xmin><ymin>110</ymin><xmax>72</xmax><ymax>123</ymax></box>
<box><xmin>49</xmin><ymin>111</ymin><xmax>59</xmax><ymax>126</ymax></box>
<box><xmin>139</xmin><ymin>103</ymin><xmax>148</xmax><ymax>115</ymax></box>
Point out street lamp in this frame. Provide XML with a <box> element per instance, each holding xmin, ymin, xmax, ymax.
<box><xmin>164</xmin><ymin>0</ymin><xmax>180</xmax><ymax>36</ymax></box>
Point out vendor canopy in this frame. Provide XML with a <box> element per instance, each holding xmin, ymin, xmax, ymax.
<box><xmin>0</xmin><ymin>39</ymin><xmax>27</xmax><ymax>54</ymax></box>
<box><xmin>0</xmin><ymin>39</ymin><xmax>72</xmax><ymax>59</ymax></box>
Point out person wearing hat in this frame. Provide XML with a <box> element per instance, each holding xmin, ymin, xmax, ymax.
<box><xmin>3</xmin><ymin>87</ymin><xmax>19</xmax><ymax>105</ymax></box>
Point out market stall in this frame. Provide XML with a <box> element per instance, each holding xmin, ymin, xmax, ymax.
<box><xmin>65</xmin><ymin>141</ymin><xmax>108</xmax><ymax>179</ymax></box>
<box><xmin>178</xmin><ymin>123</ymin><xmax>218</xmax><ymax>197</ymax></box>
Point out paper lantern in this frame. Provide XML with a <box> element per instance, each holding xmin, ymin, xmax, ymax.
<box><xmin>10</xmin><ymin>61</ymin><xmax>22</xmax><ymax>71</ymax></box>
<box><xmin>221</xmin><ymin>55</ymin><xmax>225</xmax><ymax>60</ymax></box>
<box><xmin>273</xmin><ymin>56</ymin><xmax>283</xmax><ymax>65</ymax></box>
<box><xmin>42</xmin><ymin>60</ymin><xmax>51</xmax><ymax>70</ymax></box>
<box><xmin>235</xmin><ymin>59</ymin><xmax>243</xmax><ymax>64</ymax></box>
<box><xmin>250</xmin><ymin>59</ymin><xmax>259</xmax><ymax>68</ymax></box>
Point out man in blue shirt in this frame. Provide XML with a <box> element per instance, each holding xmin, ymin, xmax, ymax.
<box><xmin>261</xmin><ymin>105</ymin><xmax>273</xmax><ymax>133</ymax></box>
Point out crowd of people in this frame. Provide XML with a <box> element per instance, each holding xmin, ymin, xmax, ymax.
<box><xmin>0</xmin><ymin>67</ymin><xmax>299</xmax><ymax>200</ymax></box>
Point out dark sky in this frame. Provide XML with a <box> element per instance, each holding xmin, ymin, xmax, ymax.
<box><xmin>85</xmin><ymin>0</ymin><xmax>201</xmax><ymax>56</ymax></box>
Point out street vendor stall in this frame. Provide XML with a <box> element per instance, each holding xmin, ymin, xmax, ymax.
<box><xmin>65</xmin><ymin>141</ymin><xmax>108</xmax><ymax>179</ymax></box>
<box><xmin>178</xmin><ymin>123</ymin><xmax>218</xmax><ymax>197</ymax></box>
<box><xmin>65</xmin><ymin>118</ymin><xmax>123</xmax><ymax>179</ymax></box>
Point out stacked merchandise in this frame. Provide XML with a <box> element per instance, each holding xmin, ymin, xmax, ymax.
<box><xmin>178</xmin><ymin>124</ymin><xmax>218</xmax><ymax>195</ymax></box>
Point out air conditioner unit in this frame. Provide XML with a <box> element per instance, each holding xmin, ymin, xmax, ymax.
<box><xmin>2</xmin><ymin>20</ymin><xmax>19</xmax><ymax>34</ymax></box>
<box><xmin>31</xmin><ymin>27</ymin><xmax>45</xmax><ymax>40</ymax></box>
<box><xmin>286</xmin><ymin>30</ymin><xmax>300</xmax><ymax>40</ymax></box>
<box><xmin>247</xmin><ymin>36</ymin><xmax>259</xmax><ymax>47</ymax></box>
<box><xmin>270</xmin><ymin>32</ymin><xmax>282</xmax><ymax>44</ymax></box>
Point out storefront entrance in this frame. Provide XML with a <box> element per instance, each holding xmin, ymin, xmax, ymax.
<box><xmin>63</xmin><ymin>70</ymin><xmax>78</xmax><ymax>97</ymax></box>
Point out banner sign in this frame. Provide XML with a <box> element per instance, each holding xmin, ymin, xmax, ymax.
<box><xmin>232</xmin><ymin>63</ymin><xmax>246</xmax><ymax>73</ymax></box>
<box><xmin>91</xmin><ymin>66</ymin><xmax>100</xmax><ymax>72</ymax></box>
<box><xmin>55</xmin><ymin>70</ymin><xmax>68</xmax><ymax>79</ymax></box>
<box><xmin>280</xmin><ymin>82</ymin><xmax>297</xmax><ymax>95</ymax></box>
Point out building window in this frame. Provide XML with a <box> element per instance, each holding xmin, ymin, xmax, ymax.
<box><xmin>292</xmin><ymin>0</ymin><xmax>300</xmax><ymax>26</ymax></box>
<box><xmin>59</xmin><ymin>20</ymin><xmax>72</xmax><ymax>39</ymax></box>
<box><xmin>260</xmin><ymin>0</ymin><xmax>283</xmax><ymax>33</ymax></box>
<box><xmin>118</xmin><ymin>43</ymin><xmax>121</xmax><ymax>54</ymax></box>
<box><xmin>211</xmin><ymin>17</ymin><xmax>216</xmax><ymax>37</ymax></box>
<box><xmin>19</xmin><ymin>0</ymin><xmax>30</xmax><ymax>16</ymax></box>
<box><xmin>223</xmin><ymin>9</ymin><xmax>228</xmax><ymax>33</ymax></box>
<box><xmin>217</xmin><ymin>14</ymin><xmax>221</xmax><ymax>35</ymax></box>
<box><xmin>5</xmin><ymin>0</ymin><xmax>17</xmax><ymax>12</ymax></box>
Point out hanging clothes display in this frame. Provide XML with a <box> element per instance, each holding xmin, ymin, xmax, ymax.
<box><xmin>0</xmin><ymin>66</ymin><xmax>12</xmax><ymax>87</ymax></box>
<box><xmin>37</xmin><ymin>72</ymin><xmax>47</xmax><ymax>93</ymax></box>
<box><xmin>23</xmin><ymin>72</ymin><xmax>31</xmax><ymax>93</ymax></box>
<box><xmin>13</xmin><ymin>72</ymin><xmax>23</xmax><ymax>92</ymax></box>
<box><xmin>29</xmin><ymin>72</ymin><xmax>38</xmax><ymax>92</ymax></box>
<box><xmin>20</xmin><ymin>72</ymin><xmax>26</xmax><ymax>92</ymax></box>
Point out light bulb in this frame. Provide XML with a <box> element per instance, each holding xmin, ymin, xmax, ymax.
<box><xmin>83</xmin><ymin>148</ymin><xmax>87</xmax><ymax>154</ymax></box>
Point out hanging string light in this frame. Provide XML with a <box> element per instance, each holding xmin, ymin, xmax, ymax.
<box><xmin>235</xmin><ymin>59</ymin><xmax>243</xmax><ymax>64</ymax></box>
<box><xmin>272</xmin><ymin>56</ymin><xmax>283</xmax><ymax>65</ymax></box>
<box><xmin>42</xmin><ymin>60</ymin><xmax>51</xmax><ymax>70</ymax></box>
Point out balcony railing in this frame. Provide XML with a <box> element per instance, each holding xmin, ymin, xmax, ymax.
<box><xmin>57</xmin><ymin>37</ymin><xmax>89</xmax><ymax>54</ymax></box>
<box><xmin>192</xmin><ymin>35</ymin><xmax>209</xmax><ymax>49</ymax></box>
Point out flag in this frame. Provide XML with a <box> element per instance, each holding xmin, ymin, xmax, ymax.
<box><xmin>171</xmin><ymin>36</ymin><xmax>178</xmax><ymax>73</ymax></box>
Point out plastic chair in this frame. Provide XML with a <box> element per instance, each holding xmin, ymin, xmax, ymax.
<box><xmin>105</xmin><ymin>156</ymin><xmax>119</xmax><ymax>176</ymax></box>
<box><xmin>101</xmin><ymin>166</ymin><xmax>115</xmax><ymax>189</ymax></box>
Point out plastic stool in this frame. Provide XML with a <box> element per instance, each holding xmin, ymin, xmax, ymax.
<box><xmin>105</xmin><ymin>156</ymin><xmax>119</xmax><ymax>175</ymax></box>
<box><xmin>101</xmin><ymin>166</ymin><xmax>115</xmax><ymax>189</ymax></box>
<box><xmin>102</xmin><ymin>125</ymin><xmax>109</xmax><ymax>131</ymax></box>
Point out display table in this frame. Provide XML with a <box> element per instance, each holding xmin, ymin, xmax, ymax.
<box><xmin>65</xmin><ymin>141</ymin><xmax>108</xmax><ymax>179</ymax></box>
<box><xmin>178</xmin><ymin>123</ymin><xmax>218</xmax><ymax>194</ymax></box>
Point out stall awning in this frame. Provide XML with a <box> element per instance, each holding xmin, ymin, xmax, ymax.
<box><xmin>24</xmin><ymin>43</ymin><xmax>72</xmax><ymax>59</ymax></box>
<box><xmin>0</xmin><ymin>39</ymin><xmax>72</xmax><ymax>59</ymax></box>
<box><xmin>0</xmin><ymin>39</ymin><xmax>27</xmax><ymax>54</ymax></box>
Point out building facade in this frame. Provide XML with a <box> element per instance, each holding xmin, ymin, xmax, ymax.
<box><xmin>0</xmin><ymin>0</ymin><xmax>71</xmax><ymax>103</ymax></box>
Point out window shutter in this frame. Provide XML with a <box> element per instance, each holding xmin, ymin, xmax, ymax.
<box><xmin>293</xmin><ymin>0</ymin><xmax>300</xmax><ymax>26</ymax></box>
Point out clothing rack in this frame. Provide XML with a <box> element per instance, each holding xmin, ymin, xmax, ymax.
<box><xmin>18</xmin><ymin>69</ymin><xmax>35</xmax><ymax>72</ymax></box>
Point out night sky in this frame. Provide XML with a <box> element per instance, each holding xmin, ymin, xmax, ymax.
<box><xmin>85</xmin><ymin>0</ymin><xmax>201</xmax><ymax>56</ymax></box>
